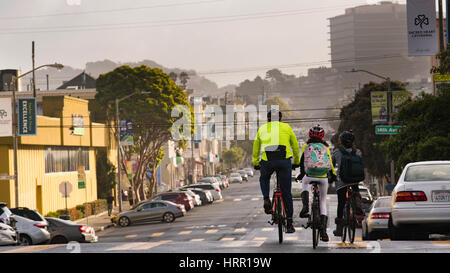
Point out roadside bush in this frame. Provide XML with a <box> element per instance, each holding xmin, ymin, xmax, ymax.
<box><xmin>45</xmin><ymin>199</ymin><xmax>108</xmax><ymax>221</ymax></box>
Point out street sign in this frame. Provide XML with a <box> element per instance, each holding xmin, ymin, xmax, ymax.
<box><xmin>59</xmin><ymin>181</ymin><xmax>73</xmax><ymax>198</ymax></box>
<box><xmin>0</xmin><ymin>98</ymin><xmax>12</xmax><ymax>137</ymax></box>
<box><xmin>375</xmin><ymin>125</ymin><xmax>403</xmax><ymax>135</ymax></box>
<box><xmin>78</xmin><ymin>181</ymin><xmax>86</xmax><ymax>189</ymax></box>
<box><xmin>18</xmin><ymin>98</ymin><xmax>37</xmax><ymax>136</ymax></box>
<box><xmin>77</xmin><ymin>165</ymin><xmax>86</xmax><ymax>189</ymax></box>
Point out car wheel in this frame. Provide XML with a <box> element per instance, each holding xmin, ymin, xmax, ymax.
<box><xmin>19</xmin><ymin>234</ymin><xmax>32</xmax><ymax>246</ymax></box>
<box><xmin>51</xmin><ymin>236</ymin><xmax>68</xmax><ymax>244</ymax></box>
<box><xmin>362</xmin><ymin>224</ymin><xmax>368</xmax><ymax>240</ymax></box>
<box><xmin>118</xmin><ymin>216</ymin><xmax>131</xmax><ymax>227</ymax></box>
<box><xmin>163</xmin><ymin>212</ymin><xmax>175</xmax><ymax>223</ymax></box>
<box><xmin>388</xmin><ymin>216</ymin><xmax>411</xmax><ymax>241</ymax></box>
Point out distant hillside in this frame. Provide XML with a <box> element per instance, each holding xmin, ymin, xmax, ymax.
<box><xmin>23</xmin><ymin>59</ymin><xmax>234</xmax><ymax>96</ymax></box>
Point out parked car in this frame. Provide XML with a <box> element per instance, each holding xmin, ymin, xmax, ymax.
<box><xmin>0</xmin><ymin>222</ymin><xmax>18</xmax><ymax>246</ymax></box>
<box><xmin>229</xmin><ymin>173</ymin><xmax>243</xmax><ymax>184</ymax></box>
<box><xmin>390</xmin><ymin>161</ymin><xmax>450</xmax><ymax>240</ymax></box>
<box><xmin>243</xmin><ymin>168</ymin><xmax>254</xmax><ymax>177</ymax></box>
<box><xmin>178</xmin><ymin>189</ymin><xmax>202</xmax><ymax>206</ymax></box>
<box><xmin>8</xmin><ymin>207</ymin><xmax>50</xmax><ymax>245</ymax></box>
<box><xmin>188</xmin><ymin>188</ymin><xmax>214</xmax><ymax>205</ymax></box>
<box><xmin>198</xmin><ymin>177</ymin><xmax>222</xmax><ymax>189</ymax></box>
<box><xmin>214</xmin><ymin>175</ymin><xmax>229</xmax><ymax>188</ymax></box>
<box><xmin>362</xmin><ymin>196</ymin><xmax>392</xmax><ymax>240</ymax></box>
<box><xmin>221</xmin><ymin>175</ymin><xmax>230</xmax><ymax>188</ymax></box>
<box><xmin>113</xmin><ymin>200</ymin><xmax>185</xmax><ymax>227</ymax></box>
<box><xmin>237</xmin><ymin>170</ymin><xmax>248</xmax><ymax>181</ymax></box>
<box><xmin>45</xmin><ymin>217</ymin><xmax>98</xmax><ymax>244</ymax></box>
<box><xmin>291</xmin><ymin>176</ymin><xmax>302</xmax><ymax>198</ymax></box>
<box><xmin>151</xmin><ymin>191</ymin><xmax>194</xmax><ymax>211</ymax></box>
<box><xmin>182</xmin><ymin>183</ymin><xmax>223</xmax><ymax>201</ymax></box>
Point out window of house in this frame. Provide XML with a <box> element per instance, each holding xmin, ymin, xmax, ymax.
<box><xmin>45</xmin><ymin>146</ymin><xmax>90</xmax><ymax>173</ymax></box>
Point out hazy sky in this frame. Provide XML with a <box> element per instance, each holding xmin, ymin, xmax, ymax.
<box><xmin>0</xmin><ymin>0</ymin><xmax>417</xmax><ymax>87</ymax></box>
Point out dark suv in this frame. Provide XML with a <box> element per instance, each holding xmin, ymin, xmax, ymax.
<box><xmin>151</xmin><ymin>192</ymin><xmax>194</xmax><ymax>211</ymax></box>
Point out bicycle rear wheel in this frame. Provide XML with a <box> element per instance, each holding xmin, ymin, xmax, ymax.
<box><xmin>342</xmin><ymin>203</ymin><xmax>349</xmax><ymax>243</ymax></box>
<box><xmin>348</xmin><ymin>203</ymin><xmax>356</xmax><ymax>244</ymax></box>
<box><xmin>277</xmin><ymin>197</ymin><xmax>283</xmax><ymax>244</ymax></box>
<box><xmin>312</xmin><ymin>198</ymin><xmax>320</xmax><ymax>249</ymax></box>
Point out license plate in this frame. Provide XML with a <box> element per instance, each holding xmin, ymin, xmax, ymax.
<box><xmin>432</xmin><ymin>191</ymin><xmax>450</xmax><ymax>202</ymax></box>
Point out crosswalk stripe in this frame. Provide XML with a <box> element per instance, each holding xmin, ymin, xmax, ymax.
<box><xmin>108</xmin><ymin>240</ymin><xmax>171</xmax><ymax>251</ymax></box>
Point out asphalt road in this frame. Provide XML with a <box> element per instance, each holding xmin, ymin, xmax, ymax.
<box><xmin>2</xmin><ymin>175</ymin><xmax>450</xmax><ymax>255</ymax></box>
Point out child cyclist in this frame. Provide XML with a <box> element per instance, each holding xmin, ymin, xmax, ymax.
<box><xmin>298</xmin><ymin>124</ymin><xmax>337</xmax><ymax>242</ymax></box>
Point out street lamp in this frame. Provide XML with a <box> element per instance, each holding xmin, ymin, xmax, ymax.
<box><xmin>115</xmin><ymin>90</ymin><xmax>151</xmax><ymax>212</ymax></box>
<box><xmin>345</xmin><ymin>68</ymin><xmax>396</xmax><ymax>187</ymax></box>
<box><xmin>10</xmin><ymin>63</ymin><xmax>64</xmax><ymax>208</ymax></box>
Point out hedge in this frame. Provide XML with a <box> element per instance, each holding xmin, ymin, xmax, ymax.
<box><xmin>45</xmin><ymin>199</ymin><xmax>108</xmax><ymax>221</ymax></box>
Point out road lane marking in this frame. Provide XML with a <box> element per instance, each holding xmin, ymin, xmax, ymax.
<box><xmin>215</xmin><ymin>199</ymin><xmax>224</xmax><ymax>203</ymax></box>
<box><xmin>108</xmin><ymin>240</ymin><xmax>171</xmax><ymax>251</ymax></box>
<box><xmin>233</xmin><ymin>198</ymin><xmax>242</xmax><ymax>202</ymax></box>
<box><xmin>125</xmin><ymin>234</ymin><xmax>137</xmax><ymax>238</ymax></box>
<box><xmin>253</xmin><ymin>237</ymin><xmax>267</xmax><ymax>241</ymax></box>
<box><xmin>190</xmin><ymin>238</ymin><xmax>204</xmax><ymax>242</ymax></box>
<box><xmin>150</xmin><ymin>232</ymin><xmax>164</xmax><ymax>237</ymax></box>
<box><xmin>0</xmin><ymin>244</ymin><xmax>60</xmax><ymax>253</ymax></box>
<box><xmin>220</xmin><ymin>237</ymin><xmax>235</xmax><ymax>241</ymax></box>
<box><xmin>285</xmin><ymin>236</ymin><xmax>299</xmax><ymax>241</ymax></box>
<box><xmin>234</xmin><ymin>228</ymin><xmax>247</xmax><ymax>233</ymax></box>
<box><xmin>251</xmin><ymin>198</ymin><xmax>259</xmax><ymax>201</ymax></box>
<box><xmin>178</xmin><ymin>231</ymin><xmax>192</xmax><ymax>235</ymax></box>
<box><xmin>205</xmin><ymin>229</ymin><xmax>218</xmax><ymax>234</ymax></box>
<box><xmin>262</xmin><ymin>227</ymin><xmax>275</xmax><ymax>231</ymax></box>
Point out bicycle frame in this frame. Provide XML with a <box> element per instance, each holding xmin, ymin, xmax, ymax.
<box><xmin>342</xmin><ymin>186</ymin><xmax>356</xmax><ymax>243</ymax></box>
<box><xmin>302</xmin><ymin>181</ymin><xmax>321</xmax><ymax>249</ymax></box>
<box><xmin>268</xmin><ymin>174</ymin><xmax>287</xmax><ymax>244</ymax></box>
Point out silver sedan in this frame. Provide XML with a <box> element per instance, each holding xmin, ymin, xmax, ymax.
<box><xmin>362</xmin><ymin>196</ymin><xmax>391</xmax><ymax>240</ymax></box>
<box><xmin>112</xmin><ymin>200</ymin><xmax>186</xmax><ymax>227</ymax></box>
<box><xmin>390</xmin><ymin>161</ymin><xmax>450</xmax><ymax>240</ymax></box>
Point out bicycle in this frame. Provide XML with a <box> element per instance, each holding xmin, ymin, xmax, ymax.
<box><xmin>302</xmin><ymin>181</ymin><xmax>321</xmax><ymax>249</ymax></box>
<box><xmin>342</xmin><ymin>186</ymin><xmax>357</xmax><ymax>244</ymax></box>
<box><xmin>267</xmin><ymin>173</ymin><xmax>286</xmax><ymax>244</ymax></box>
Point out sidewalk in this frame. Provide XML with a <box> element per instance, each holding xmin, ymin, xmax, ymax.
<box><xmin>74</xmin><ymin>202</ymin><xmax>131</xmax><ymax>232</ymax></box>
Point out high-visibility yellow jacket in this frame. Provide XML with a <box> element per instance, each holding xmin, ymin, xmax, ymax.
<box><xmin>252</xmin><ymin>121</ymin><xmax>300</xmax><ymax>166</ymax></box>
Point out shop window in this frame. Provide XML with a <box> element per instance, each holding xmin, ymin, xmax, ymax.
<box><xmin>45</xmin><ymin>146</ymin><xmax>90</xmax><ymax>173</ymax></box>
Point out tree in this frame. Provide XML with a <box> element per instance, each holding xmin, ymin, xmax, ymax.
<box><xmin>332</xmin><ymin>81</ymin><xmax>407</xmax><ymax>182</ymax></box>
<box><xmin>264</xmin><ymin>96</ymin><xmax>292</xmax><ymax>119</ymax></box>
<box><xmin>95</xmin><ymin>65</ymin><xmax>192</xmax><ymax>203</ymax></box>
<box><xmin>96</xmin><ymin>149</ymin><xmax>116</xmax><ymax>199</ymax></box>
<box><xmin>222</xmin><ymin>146</ymin><xmax>246</xmax><ymax>169</ymax></box>
<box><xmin>179</xmin><ymin>71</ymin><xmax>190</xmax><ymax>90</ymax></box>
<box><xmin>382</xmin><ymin>92</ymin><xmax>450</xmax><ymax>175</ymax></box>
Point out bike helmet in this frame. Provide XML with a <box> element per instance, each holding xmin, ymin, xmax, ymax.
<box><xmin>339</xmin><ymin>130</ymin><xmax>355</xmax><ymax>147</ymax></box>
<box><xmin>309</xmin><ymin>124</ymin><xmax>325</xmax><ymax>139</ymax></box>
<box><xmin>267</xmin><ymin>109</ymin><xmax>282</xmax><ymax>122</ymax></box>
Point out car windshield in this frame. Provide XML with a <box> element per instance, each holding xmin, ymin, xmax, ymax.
<box><xmin>374</xmin><ymin>198</ymin><xmax>391</xmax><ymax>208</ymax></box>
<box><xmin>405</xmin><ymin>164</ymin><xmax>450</xmax><ymax>181</ymax></box>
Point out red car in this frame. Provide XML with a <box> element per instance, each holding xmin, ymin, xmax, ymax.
<box><xmin>151</xmin><ymin>192</ymin><xmax>194</xmax><ymax>211</ymax></box>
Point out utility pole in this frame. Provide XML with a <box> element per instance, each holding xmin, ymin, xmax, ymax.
<box><xmin>32</xmin><ymin>41</ymin><xmax>36</xmax><ymax>98</ymax></box>
<box><xmin>438</xmin><ymin>0</ymin><xmax>444</xmax><ymax>52</ymax></box>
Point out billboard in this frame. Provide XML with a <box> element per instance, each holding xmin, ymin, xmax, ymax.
<box><xmin>18</xmin><ymin>97</ymin><xmax>37</xmax><ymax>136</ymax></box>
<box><xmin>407</xmin><ymin>0</ymin><xmax>438</xmax><ymax>56</ymax></box>
<box><xmin>371</xmin><ymin>91</ymin><xmax>388</xmax><ymax>124</ymax></box>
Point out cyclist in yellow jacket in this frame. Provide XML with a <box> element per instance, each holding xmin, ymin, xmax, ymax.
<box><xmin>253</xmin><ymin>110</ymin><xmax>300</xmax><ymax>233</ymax></box>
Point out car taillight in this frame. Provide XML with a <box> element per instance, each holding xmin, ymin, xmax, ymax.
<box><xmin>79</xmin><ymin>225</ymin><xmax>93</xmax><ymax>233</ymax></box>
<box><xmin>216</xmin><ymin>189</ymin><xmax>221</xmax><ymax>192</ymax></box>
<box><xmin>34</xmin><ymin>224</ymin><xmax>47</xmax><ymax>229</ymax></box>
<box><xmin>370</xmin><ymin>213</ymin><xmax>390</xmax><ymax>219</ymax></box>
<box><xmin>177</xmin><ymin>205</ymin><xmax>184</xmax><ymax>211</ymax></box>
<box><xmin>395</xmin><ymin>191</ymin><xmax>427</xmax><ymax>202</ymax></box>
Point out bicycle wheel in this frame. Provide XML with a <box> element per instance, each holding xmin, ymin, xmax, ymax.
<box><xmin>312</xmin><ymin>198</ymin><xmax>320</xmax><ymax>249</ymax></box>
<box><xmin>348</xmin><ymin>203</ymin><xmax>356</xmax><ymax>244</ymax></box>
<box><xmin>342</xmin><ymin>203</ymin><xmax>349</xmax><ymax>243</ymax></box>
<box><xmin>277</xmin><ymin>197</ymin><xmax>283</xmax><ymax>244</ymax></box>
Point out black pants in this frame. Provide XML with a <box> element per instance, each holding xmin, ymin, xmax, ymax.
<box><xmin>336</xmin><ymin>184</ymin><xmax>359</xmax><ymax>219</ymax></box>
<box><xmin>259</xmin><ymin>159</ymin><xmax>293</xmax><ymax>219</ymax></box>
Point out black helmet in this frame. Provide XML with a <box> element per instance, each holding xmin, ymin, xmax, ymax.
<box><xmin>339</xmin><ymin>130</ymin><xmax>355</xmax><ymax>147</ymax></box>
<box><xmin>267</xmin><ymin>109</ymin><xmax>282</xmax><ymax>121</ymax></box>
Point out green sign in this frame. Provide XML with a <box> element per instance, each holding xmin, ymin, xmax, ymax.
<box><xmin>78</xmin><ymin>181</ymin><xmax>86</xmax><ymax>189</ymax></box>
<box><xmin>375</xmin><ymin>125</ymin><xmax>403</xmax><ymax>135</ymax></box>
<box><xmin>18</xmin><ymin>98</ymin><xmax>37</xmax><ymax>136</ymax></box>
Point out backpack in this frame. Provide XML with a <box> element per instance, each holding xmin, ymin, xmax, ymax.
<box><xmin>304</xmin><ymin>143</ymin><xmax>332</xmax><ymax>176</ymax></box>
<box><xmin>339</xmin><ymin>148</ymin><xmax>365</xmax><ymax>183</ymax></box>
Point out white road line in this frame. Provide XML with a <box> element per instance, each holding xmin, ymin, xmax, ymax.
<box><xmin>233</xmin><ymin>198</ymin><xmax>242</xmax><ymax>202</ymax></box>
<box><xmin>178</xmin><ymin>231</ymin><xmax>192</xmax><ymax>235</ymax></box>
<box><xmin>205</xmin><ymin>229</ymin><xmax>218</xmax><ymax>234</ymax></box>
<box><xmin>190</xmin><ymin>238</ymin><xmax>205</xmax><ymax>242</ymax></box>
<box><xmin>234</xmin><ymin>228</ymin><xmax>247</xmax><ymax>233</ymax></box>
<box><xmin>108</xmin><ymin>240</ymin><xmax>171</xmax><ymax>251</ymax></box>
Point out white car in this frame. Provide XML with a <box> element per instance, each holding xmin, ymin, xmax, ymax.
<box><xmin>0</xmin><ymin>222</ymin><xmax>18</xmax><ymax>246</ymax></box>
<box><xmin>362</xmin><ymin>196</ymin><xmax>391</xmax><ymax>240</ymax></box>
<box><xmin>389</xmin><ymin>161</ymin><xmax>450</xmax><ymax>240</ymax></box>
<box><xmin>243</xmin><ymin>168</ymin><xmax>254</xmax><ymax>177</ymax></box>
<box><xmin>8</xmin><ymin>207</ymin><xmax>51</xmax><ymax>245</ymax></box>
<box><xmin>229</xmin><ymin>173</ymin><xmax>243</xmax><ymax>184</ymax></box>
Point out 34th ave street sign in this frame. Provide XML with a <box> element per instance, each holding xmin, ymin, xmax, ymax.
<box><xmin>375</xmin><ymin>125</ymin><xmax>403</xmax><ymax>135</ymax></box>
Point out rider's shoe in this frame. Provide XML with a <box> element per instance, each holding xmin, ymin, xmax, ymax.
<box><xmin>320</xmin><ymin>215</ymin><xmax>329</xmax><ymax>242</ymax></box>
<box><xmin>333</xmin><ymin>217</ymin><xmax>344</xmax><ymax>237</ymax></box>
<box><xmin>299</xmin><ymin>191</ymin><xmax>310</xmax><ymax>218</ymax></box>
<box><xmin>263</xmin><ymin>197</ymin><xmax>272</xmax><ymax>214</ymax></box>
<box><xmin>286</xmin><ymin>224</ymin><xmax>296</xmax><ymax>233</ymax></box>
